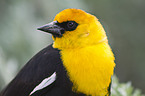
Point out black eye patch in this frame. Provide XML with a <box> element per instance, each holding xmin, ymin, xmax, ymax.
<box><xmin>57</xmin><ymin>21</ymin><xmax>78</xmax><ymax>31</ymax></box>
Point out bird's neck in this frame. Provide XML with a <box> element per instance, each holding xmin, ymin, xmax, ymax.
<box><xmin>52</xmin><ymin>36</ymin><xmax>108</xmax><ymax>50</ymax></box>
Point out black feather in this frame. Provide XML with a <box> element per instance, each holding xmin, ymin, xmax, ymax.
<box><xmin>0</xmin><ymin>44</ymin><xmax>85</xmax><ymax>96</ymax></box>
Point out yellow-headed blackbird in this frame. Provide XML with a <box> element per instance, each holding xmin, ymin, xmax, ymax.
<box><xmin>0</xmin><ymin>8</ymin><xmax>115</xmax><ymax>96</ymax></box>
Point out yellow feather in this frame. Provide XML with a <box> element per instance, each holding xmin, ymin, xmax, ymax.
<box><xmin>60</xmin><ymin>43</ymin><xmax>115</xmax><ymax>96</ymax></box>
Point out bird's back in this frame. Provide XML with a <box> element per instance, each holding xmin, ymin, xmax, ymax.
<box><xmin>0</xmin><ymin>45</ymin><xmax>86</xmax><ymax>96</ymax></box>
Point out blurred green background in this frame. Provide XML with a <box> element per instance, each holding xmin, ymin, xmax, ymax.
<box><xmin>0</xmin><ymin>0</ymin><xmax>145</xmax><ymax>94</ymax></box>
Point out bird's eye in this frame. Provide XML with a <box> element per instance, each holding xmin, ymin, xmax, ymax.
<box><xmin>67</xmin><ymin>21</ymin><xmax>75</xmax><ymax>28</ymax></box>
<box><xmin>66</xmin><ymin>21</ymin><xmax>78</xmax><ymax>31</ymax></box>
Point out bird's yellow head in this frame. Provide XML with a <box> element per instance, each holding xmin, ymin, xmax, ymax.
<box><xmin>38</xmin><ymin>9</ymin><xmax>107</xmax><ymax>49</ymax></box>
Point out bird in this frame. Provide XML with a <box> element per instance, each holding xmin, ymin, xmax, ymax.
<box><xmin>0</xmin><ymin>8</ymin><xmax>115</xmax><ymax>96</ymax></box>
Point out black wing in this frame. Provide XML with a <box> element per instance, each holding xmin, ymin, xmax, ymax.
<box><xmin>0</xmin><ymin>44</ymin><xmax>80</xmax><ymax>96</ymax></box>
<box><xmin>107</xmin><ymin>82</ymin><xmax>112</xmax><ymax>96</ymax></box>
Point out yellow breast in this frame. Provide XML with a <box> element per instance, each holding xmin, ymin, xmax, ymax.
<box><xmin>60</xmin><ymin>42</ymin><xmax>115</xmax><ymax>96</ymax></box>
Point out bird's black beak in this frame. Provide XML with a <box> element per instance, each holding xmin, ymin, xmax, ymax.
<box><xmin>37</xmin><ymin>21</ymin><xmax>64</xmax><ymax>37</ymax></box>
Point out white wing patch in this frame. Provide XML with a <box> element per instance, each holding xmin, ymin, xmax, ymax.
<box><xmin>29</xmin><ymin>72</ymin><xmax>56</xmax><ymax>95</ymax></box>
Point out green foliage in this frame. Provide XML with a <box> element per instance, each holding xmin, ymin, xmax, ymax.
<box><xmin>111</xmin><ymin>76</ymin><xmax>145</xmax><ymax>96</ymax></box>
